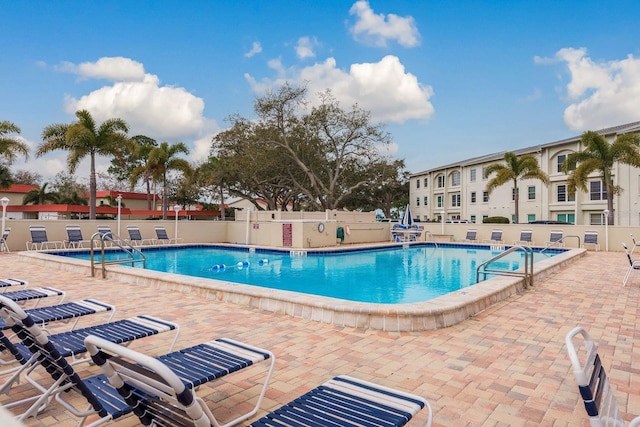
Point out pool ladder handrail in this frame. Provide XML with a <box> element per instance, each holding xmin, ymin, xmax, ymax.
<box><xmin>476</xmin><ymin>245</ymin><xmax>534</xmax><ymax>288</ymax></box>
<box><xmin>90</xmin><ymin>231</ymin><xmax>146</xmax><ymax>278</ymax></box>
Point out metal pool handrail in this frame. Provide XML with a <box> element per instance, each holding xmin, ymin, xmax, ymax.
<box><xmin>90</xmin><ymin>231</ymin><xmax>146</xmax><ymax>278</ymax></box>
<box><xmin>476</xmin><ymin>245</ymin><xmax>534</xmax><ymax>288</ymax></box>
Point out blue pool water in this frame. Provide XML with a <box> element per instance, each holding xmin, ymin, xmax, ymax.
<box><xmin>60</xmin><ymin>244</ymin><xmax>560</xmax><ymax>304</ymax></box>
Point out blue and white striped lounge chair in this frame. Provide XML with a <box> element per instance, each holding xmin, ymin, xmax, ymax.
<box><xmin>0</xmin><ymin>298</ymin><xmax>115</xmax><ymax>331</ymax></box>
<box><xmin>86</xmin><ymin>334</ymin><xmax>276</xmax><ymax>427</ymax></box>
<box><xmin>0</xmin><ymin>296</ymin><xmax>180</xmax><ymax>423</ymax></box>
<box><xmin>154</xmin><ymin>226</ymin><xmax>183</xmax><ymax>244</ymax></box>
<box><xmin>545</xmin><ymin>230</ymin><xmax>564</xmax><ymax>247</ymax></box>
<box><xmin>0</xmin><ymin>278</ymin><xmax>27</xmax><ymax>293</ymax></box>
<box><xmin>514</xmin><ymin>229</ymin><xmax>534</xmax><ymax>246</ymax></box>
<box><xmin>26</xmin><ymin>225</ymin><xmax>63</xmax><ymax>250</ymax></box>
<box><xmin>1</xmin><ymin>227</ymin><xmax>10</xmax><ymax>252</ymax></box>
<box><xmin>248</xmin><ymin>375</ymin><xmax>432</xmax><ymax>427</ymax></box>
<box><xmin>622</xmin><ymin>243</ymin><xmax>640</xmax><ymax>287</ymax></box>
<box><xmin>2</xmin><ymin>286</ymin><xmax>65</xmax><ymax>306</ymax></box>
<box><xmin>566</xmin><ymin>326</ymin><xmax>640</xmax><ymax>426</ymax></box>
<box><xmin>582</xmin><ymin>231</ymin><xmax>600</xmax><ymax>251</ymax></box>
<box><xmin>126</xmin><ymin>225</ymin><xmax>155</xmax><ymax>246</ymax></box>
<box><xmin>64</xmin><ymin>224</ymin><xmax>90</xmax><ymax>248</ymax></box>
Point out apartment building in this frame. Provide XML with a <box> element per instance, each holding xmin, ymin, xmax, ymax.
<box><xmin>410</xmin><ymin>121</ymin><xmax>640</xmax><ymax>226</ymax></box>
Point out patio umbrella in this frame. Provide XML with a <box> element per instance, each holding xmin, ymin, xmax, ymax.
<box><xmin>400</xmin><ymin>204</ymin><xmax>414</xmax><ymax>227</ymax></box>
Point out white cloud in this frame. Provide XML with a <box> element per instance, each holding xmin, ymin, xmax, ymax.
<box><xmin>540</xmin><ymin>47</ymin><xmax>640</xmax><ymax>130</ymax></box>
<box><xmin>245</xmin><ymin>41</ymin><xmax>262</xmax><ymax>58</ymax></box>
<box><xmin>245</xmin><ymin>55</ymin><xmax>434</xmax><ymax>123</ymax></box>
<box><xmin>56</xmin><ymin>57</ymin><xmax>145</xmax><ymax>82</ymax></box>
<box><xmin>63</xmin><ymin>63</ymin><xmax>211</xmax><ymax>140</ymax></box>
<box><xmin>295</xmin><ymin>37</ymin><xmax>317</xmax><ymax>59</ymax></box>
<box><xmin>348</xmin><ymin>1</ymin><xmax>420</xmax><ymax>48</ymax></box>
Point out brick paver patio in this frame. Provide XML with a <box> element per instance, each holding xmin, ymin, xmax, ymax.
<box><xmin>1</xmin><ymin>250</ymin><xmax>638</xmax><ymax>426</ymax></box>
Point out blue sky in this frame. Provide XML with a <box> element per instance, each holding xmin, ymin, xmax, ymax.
<box><xmin>2</xmin><ymin>0</ymin><xmax>640</xmax><ymax>186</ymax></box>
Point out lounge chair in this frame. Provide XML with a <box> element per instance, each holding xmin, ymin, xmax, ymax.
<box><xmin>0</xmin><ymin>298</ymin><xmax>115</xmax><ymax>331</ymax></box>
<box><xmin>2</xmin><ymin>286</ymin><xmax>65</xmax><ymax>306</ymax></box>
<box><xmin>0</xmin><ymin>295</ymin><xmax>179</xmax><ymax>422</ymax></box>
<box><xmin>514</xmin><ymin>229</ymin><xmax>534</xmax><ymax>246</ymax></box>
<box><xmin>65</xmin><ymin>224</ymin><xmax>90</xmax><ymax>248</ymax></box>
<box><xmin>126</xmin><ymin>225</ymin><xmax>155</xmax><ymax>246</ymax></box>
<box><xmin>26</xmin><ymin>225</ymin><xmax>63</xmax><ymax>250</ymax></box>
<box><xmin>85</xmin><ymin>335</ymin><xmax>428</xmax><ymax>427</ymax></box>
<box><xmin>545</xmin><ymin>229</ymin><xmax>564</xmax><ymax>247</ymax></box>
<box><xmin>622</xmin><ymin>243</ymin><xmax>640</xmax><ymax>287</ymax></box>
<box><xmin>248</xmin><ymin>375</ymin><xmax>432</xmax><ymax>427</ymax></box>
<box><xmin>0</xmin><ymin>278</ymin><xmax>27</xmax><ymax>293</ymax></box>
<box><xmin>0</xmin><ymin>227</ymin><xmax>10</xmax><ymax>252</ymax></box>
<box><xmin>463</xmin><ymin>229</ymin><xmax>478</xmax><ymax>243</ymax></box>
<box><xmin>582</xmin><ymin>231</ymin><xmax>600</xmax><ymax>251</ymax></box>
<box><xmin>154</xmin><ymin>225</ymin><xmax>183</xmax><ymax>244</ymax></box>
<box><xmin>96</xmin><ymin>224</ymin><xmax>112</xmax><ymax>237</ymax></box>
<box><xmin>565</xmin><ymin>326</ymin><xmax>640</xmax><ymax>427</ymax></box>
<box><xmin>630</xmin><ymin>234</ymin><xmax>640</xmax><ymax>255</ymax></box>
<box><xmin>482</xmin><ymin>229</ymin><xmax>503</xmax><ymax>244</ymax></box>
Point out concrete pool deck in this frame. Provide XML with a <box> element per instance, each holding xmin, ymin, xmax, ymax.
<box><xmin>18</xmin><ymin>243</ymin><xmax>583</xmax><ymax>332</ymax></box>
<box><xmin>2</xmin><ymin>249</ymin><xmax>639</xmax><ymax>426</ymax></box>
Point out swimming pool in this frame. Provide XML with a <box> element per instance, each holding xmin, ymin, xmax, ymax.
<box><xmin>61</xmin><ymin>244</ymin><xmax>557</xmax><ymax>304</ymax></box>
<box><xmin>24</xmin><ymin>243</ymin><xmax>580</xmax><ymax>331</ymax></box>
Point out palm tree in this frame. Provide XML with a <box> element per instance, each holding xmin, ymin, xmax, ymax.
<box><xmin>22</xmin><ymin>182</ymin><xmax>59</xmax><ymax>205</ymax></box>
<box><xmin>58</xmin><ymin>191</ymin><xmax>88</xmax><ymax>206</ymax></box>
<box><xmin>38</xmin><ymin>110</ymin><xmax>129</xmax><ymax>220</ymax></box>
<box><xmin>485</xmin><ymin>152</ymin><xmax>549</xmax><ymax>224</ymax></box>
<box><xmin>0</xmin><ymin>120</ymin><xmax>29</xmax><ymax>165</ymax></box>
<box><xmin>130</xmin><ymin>141</ymin><xmax>192</xmax><ymax>219</ymax></box>
<box><xmin>563</xmin><ymin>130</ymin><xmax>640</xmax><ymax>225</ymax></box>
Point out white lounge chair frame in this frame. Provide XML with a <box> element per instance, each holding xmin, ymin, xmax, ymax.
<box><xmin>154</xmin><ymin>226</ymin><xmax>183</xmax><ymax>244</ymax></box>
<box><xmin>566</xmin><ymin>326</ymin><xmax>640</xmax><ymax>427</ymax></box>
<box><xmin>545</xmin><ymin>230</ymin><xmax>565</xmax><ymax>247</ymax></box>
<box><xmin>86</xmin><ymin>334</ymin><xmax>276</xmax><ymax>427</ymax></box>
<box><xmin>630</xmin><ymin>234</ymin><xmax>640</xmax><ymax>255</ymax></box>
<box><xmin>622</xmin><ymin>243</ymin><xmax>640</xmax><ymax>287</ymax></box>
<box><xmin>464</xmin><ymin>229</ymin><xmax>478</xmax><ymax>243</ymax></box>
<box><xmin>126</xmin><ymin>225</ymin><xmax>155</xmax><ymax>246</ymax></box>
<box><xmin>1</xmin><ymin>227</ymin><xmax>10</xmax><ymax>253</ymax></box>
<box><xmin>482</xmin><ymin>229</ymin><xmax>503</xmax><ymax>244</ymax></box>
<box><xmin>26</xmin><ymin>225</ymin><xmax>63</xmax><ymax>251</ymax></box>
<box><xmin>582</xmin><ymin>231</ymin><xmax>600</xmax><ymax>251</ymax></box>
<box><xmin>514</xmin><ymin>229</ymin><xmax>534</xmax><ymax>246</ymax></box>
<box><xmin>65</xmin><ymin>224</ymin><xmax>90</xmax><ymax>248</ymax></box>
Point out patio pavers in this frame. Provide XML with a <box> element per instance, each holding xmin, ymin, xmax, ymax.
<box><xmin>0</xmin><ymin>250</ymin><xmax>638</xmax><ymax>426</ymax></box>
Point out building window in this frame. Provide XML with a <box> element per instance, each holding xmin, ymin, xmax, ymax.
<box><xmin>483</xmin><ymin>191</ymin><xmax>489</xmax><ymax>203</ymax></box>
<box><xmin>451</xmin><ymin>171</ymin><xmax>461</xmax><ymax>186</ymax></box>
<box><xmin>482</xmin><ymin>166</ymin><xmax>487</xmax><ymax>180</ymax></box>
<box><xmin>590</xmin><ymin>181</ymin><xmax>607</xmax><ymax>201</ymax></box>
<box><xmin>557</xmin><ymin>185</ymin><xmax>575</xmax><ymax>202</ymax></box>
<box><xmin>470</xmin><ymin>215</ymin><xmax>476</xmax><ymax>223</ymax></box>
<box><xmin>470</xmin><ymin>191</ymin><xmax>477</xmax><ymax>203</ymax></box>
<box><xmin>423</xmin><ymin>196</ymin><xmax>428</xmax><ymax>206</ymax></box>
<box><xmin>423</xmin><ymin>178</ymin><xmax>428</xmax><ymax>188</ymax></box>
<box><xmin>557</xmin><ymin>213</ymin><xmax>574</xmax><ymax>224</ymax></box>
<box><xmin>437</xmin><ymin>195</ymin><xmax>443</xmax><ymax>208</ymax></box>
<box><xmin>470</xmin><ymin>169</ymin><xmax>476</xmax><ymax>182</ymax></box>
<box><xmin>557</xmin><ymin>154</ymin><xmax>566</xmax><ymax>173</ymax></box>
<box><xmin>590</xmin><ymin>213</ymin><xmax>605</xmax><ymax>225</ymax></box>
<box><xmin>416</xmin><ymin>179</ymin><xmax>420</xmax><ymax>189</ymax></box>
<box><xmin>437</xmin><ymin>175</ymin><xmax>445</xmax><ymax>188</ymax></box>
<box><xmin>451</xmin><ymin>194</ymin><xmax>461</xmax><ymax>207</ymax></box>
<box><xmin>528</xmin><ymin>186</ymin><xmax>535</xmax><ymax>200</ymax></box>
<box><xmin>482</xmin><ymin>215</ymin><xmax>488</xmax><ymax>222</ymax></box>
<box><xmin>527</xmin><ymin>214</ymin><xmax>536</xmax><ymax>222</ymax></box>
<box><xmin>416</xmin><ymin>197</ymin><xmax>420</xmax><ymax>206</ymax></box>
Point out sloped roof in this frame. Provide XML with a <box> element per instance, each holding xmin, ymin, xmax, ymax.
<box><xmin>410</xmin><ymin>120</ymin><xmax>640</xmax><ymax>177</ymax></box>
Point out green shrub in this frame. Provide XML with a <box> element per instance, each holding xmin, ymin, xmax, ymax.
<box><xmin>482</xmin><ymin>216</ymin><xmax>510</xmax><ymax>224</ymax></box>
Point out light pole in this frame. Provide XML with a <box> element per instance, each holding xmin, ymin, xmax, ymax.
<box><xmin>1</xmin><ymin>197</ymin><xmax>9</xmax><ymax>251</ymax></box>
<box><xmin>116</xmin><ymin>194</ymin><xmax>122</xmax><ymax>237</ymax></box>
<box><xmin>603</xmin><ymin>208</ymin><xmax>609</xmax><ymax>251</ymax></box>
<box><xmin>173</xmin><ymin>204</ymin><xmax>180</xmax><ymax>242</ymax></box>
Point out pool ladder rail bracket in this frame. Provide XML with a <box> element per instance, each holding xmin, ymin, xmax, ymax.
<box><xmin>476</xmin><ymin>245</ymin><xmax>534</xmax><ymax>288</ymax></box>
<box><xmin>90</xmin><ymin>231</ymin><xmax>146</xmax><ymax>278</ymax></box>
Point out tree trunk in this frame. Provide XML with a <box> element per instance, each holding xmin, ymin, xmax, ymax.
<box><xmin>513</xmin><ymin>183</ymin><xmax>519</xmax><ymax>224</ymax></box>
<box><xmin>219</xmin><ymin>185</ymin><xmax>225</xmax><ymax>221</ymax></box>
<box><xmin>89</xmin><ymin>153</ymin><xmax>96</xmax><ymax>220</ymax></box>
